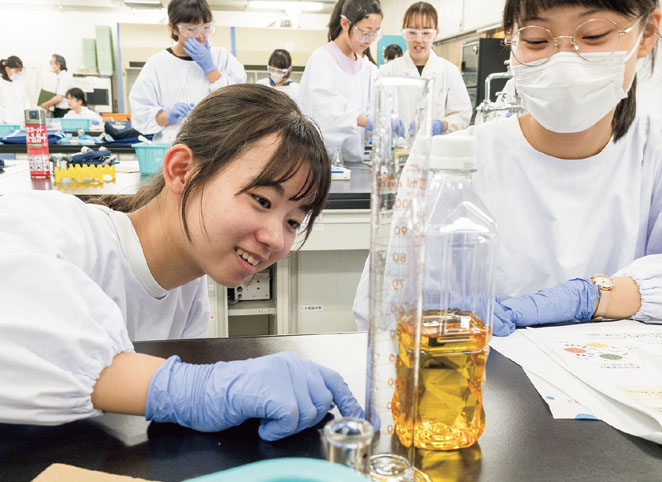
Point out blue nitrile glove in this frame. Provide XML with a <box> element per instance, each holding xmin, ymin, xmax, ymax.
<box><xmin>392</xmin><ymin>118</ymin><xmax>405</xmax><ymax>138</ymax></box>
<box><xmin>492</xmin><ymin>278</ymin><xmax>600</xmax><ymax>337</ymax></box>
<box><xmin>145</xmin><ymin>352</ymin><xmax>365</xmax><ymax>442</ymax></box>
<box><xmin>166</xmin><ymin>102</ymin><xmax>194</xmax><ymax>124</ymax></box>
<box><xmin>184</xmin><ymin>37</ymin><xmax>216</xmax><ymax>75</ymax></box>
<box><xmin>409</xmin><ymin>119</ymin><xmax>445</xmax><ymax>137</ymax></box>
<box><xmin>365</xmin><ymin>116</ymin><xmax>373</xmax><ymax>132</ymax></box>
<box><xmin>431</xmin><ymin>119</ymin><xmax>445</xmax><ymax>136</ymax></box>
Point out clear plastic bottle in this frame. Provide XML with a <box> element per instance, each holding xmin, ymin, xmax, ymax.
<box><xmin>392</xmin><ymin>135</ymin><xmax>497</xmax><ymax>450</ymax></box>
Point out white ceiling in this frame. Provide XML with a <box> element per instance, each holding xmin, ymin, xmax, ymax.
<box><xmin>0</xmin><ymin>0</ymin><xmax>336</xmax><ymax>12</ymax></box>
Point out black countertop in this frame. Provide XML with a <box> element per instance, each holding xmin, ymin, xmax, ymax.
<box><xmin>0</xmin><ymin>142</ymin><xmax>138</xmax><ymax>154</ymax></box>
<box><xmin>0</xmin><ymin>161</ymin><xmax>371</xmax><ymax>210</ymax></box>
<box><xmin>0</xmin><ymin>332</ymin><xmax>659</xmax><ymax>482</ymax></box>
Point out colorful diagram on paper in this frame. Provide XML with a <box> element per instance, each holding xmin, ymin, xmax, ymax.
<box><xmin>561</xmin><ymin>342</ymin><xmax>636</xmax><ymax>368</ymax></box>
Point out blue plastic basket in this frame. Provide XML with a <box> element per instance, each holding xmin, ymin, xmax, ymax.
<box><xmin>0</xmin><ymin>124</ymin><xmax>20</xmax><ymax>137</ymax></box>
<box><xmin>51</xmin><ymin>118</ymin><xmax>91</xmax><ymax>132</ymax></box>
<box><xmin>132</xmin><ymin>142</ymin><xmax>171</xmax><ymax>175</ymax></box>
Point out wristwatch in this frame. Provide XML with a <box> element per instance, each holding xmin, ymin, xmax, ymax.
<box><xmin>590</xmin><ymin>274</ymin><xmax>614</xmax><ymax>319</ymax></box>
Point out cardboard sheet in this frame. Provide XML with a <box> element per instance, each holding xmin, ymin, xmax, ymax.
<box><xmin>32</xmin><ymin>463</ymin><xmax>157</xmax><ymax>482</ymax></box>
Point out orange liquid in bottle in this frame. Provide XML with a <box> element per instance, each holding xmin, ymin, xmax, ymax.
<box><xmin>392</xmin><ymin>310</ymin><xmax>489</xmax><ymax>450</ymax></box>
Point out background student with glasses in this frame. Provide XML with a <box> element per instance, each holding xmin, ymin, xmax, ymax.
<box><xmin>298</xmin><ymin>0</ymin><xmax>383</xmax><ymax>163</ymax></box>
<box><xmin>378</xmin><ymin>2</ymin><xmax>472</xmax><ymax>137</ymax></box>
<box><xmin>354</xmin><ymin>0</ymin><xmax>662</xmax><ymax>335</ymax></box>
<box><xmin>130</xmin><ymin>0</ymin><xmax>246</xmax><ymax>143</ymax></box>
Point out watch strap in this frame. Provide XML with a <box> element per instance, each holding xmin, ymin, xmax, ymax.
<box><xmin>593</xmin><ymin>288</ymin><xmax>611</xmax><ymax>319</ymax></box>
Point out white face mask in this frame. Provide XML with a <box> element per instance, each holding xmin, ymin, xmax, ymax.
<box><xmin>512</xmin><ymin>33</ymin><xmax>642</xmax><ymax>133</ymax></box>
<box><xmin>49</xmin><ymin>64</ymin><xmax>56</xmax><ymax>73</ymax></box>
<box><xmin>9</xmin><ymin>71</ymin><xmax>21</xmax><ymax>81</ymax></box>
<box><xmin>270</xmin><ymin>71</ymin><xmax>286</xmax><ymax>83</ymax></box>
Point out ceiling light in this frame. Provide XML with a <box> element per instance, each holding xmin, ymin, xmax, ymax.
<box><xmin>248</xmin><ymin>1</ymin><xmax>324</xmax><ymax>12</ymax></box>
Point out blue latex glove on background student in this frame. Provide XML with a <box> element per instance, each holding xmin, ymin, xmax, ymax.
<box><xmin>365</xmin><ymin>117</ymin><xmax>405</xmax><ymax>138</ymax></box>
<box><xmin>184</xmin><ymin>37</ymin><xmax>216</xmax><ymax>75</ymax></box>
<box><xmin>408</xmin><ymin>119</ymin><xmax>445</xmax><ymax>137</ymax></box>
<box><xmin>166</xmin><ymin>102</ymin><xmax>194</xmax><ymax>124</ymax></box>
<box><xmin>145</xmin><ymin>352</ymin><xmax>364</xmax><ymax>441</ymax></box>
<box><xmin>492</xmin><ymin>278</ymin><xmax>600</xmax><ymax>336</ymax></box>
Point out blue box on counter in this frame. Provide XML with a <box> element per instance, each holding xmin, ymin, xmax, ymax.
<box><xmin>132</xmin><ymin>142</ymin><xmax>171</xmax><ymax>175</ymax></box>
<box><xmin>49</xmin><ymin>118</ymin><xmax>91</xmax><ymax>132</ymax></box>
<box><xmin>0</xmin><ymin>124</ymin><xmax>20</xmax><ymax>137</ymax></box>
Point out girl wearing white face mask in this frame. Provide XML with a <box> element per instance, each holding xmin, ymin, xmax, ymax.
<box><xmin>354</xmin><ymin>0</ymin><xmax>662</xmax><ymax>335</ymax></box>
<box><xmin>256</xmin><ymin>49</ymin><xmax>299</xmax><ymax>102</ymax></box>
<box><xmin>0</xmin><ymin>56</ymin><xmax>30</xmax><ymax>126</ymax></box>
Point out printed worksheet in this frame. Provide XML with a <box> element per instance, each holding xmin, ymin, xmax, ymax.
<box><xmin>522</xmin><ymin>320</ymin><xmax>662</xmax><ymax>420</ymax></box>
<box><xmin>490</xmin><ymin>320</ymin><xmax>662</xmax><ymax>443</ymax></box>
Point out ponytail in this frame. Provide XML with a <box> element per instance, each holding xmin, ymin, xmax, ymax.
<box><xmin>612</xmin><ymin>77</ymin><xmax>637</xmax><ymax>143</ymax></box>
<box><xmin>1</xmin><ymin>56</ymin><xmax>23</xmax><ymax>81</ymax></box>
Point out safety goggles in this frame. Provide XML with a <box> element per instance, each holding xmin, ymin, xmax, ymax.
<box><xmin>506</xmin><ymin>17</ymin><xmax>642</xmax><ymax>66</ymax></box>
<box><xmin>267</xmin><ymin>66</ymin><xmax>289</xmax><ymax>75</ymax></box>
<box><xmin>341</xmin><ymin>16</ymin><xmax>382</xmax><ymax>43</ymax></box>
<box><xmin>177</xmin><ymin>22</ymin><xmax>216</xmax><ymax>38</ymax></box>
<box><xmin>402</xmin><ymin>28</ymin><xmax>437</xmax><ymax>41</ymax></box>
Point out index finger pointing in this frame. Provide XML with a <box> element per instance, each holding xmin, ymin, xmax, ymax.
<box><xmin>317</xmin><ymin>365</ymin><xmax>364</xmax><ymax>419</ymax></box>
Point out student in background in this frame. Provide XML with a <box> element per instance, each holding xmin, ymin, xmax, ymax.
<box><xmin>64</xmin><ymin>88</ymin><xmax>103</xmax><ymax>125</ymax></box>
<box><xmin>298</xmin><ymin>0</ymin><xmax>384</xmax><ymax>162</ymax></box>
<box><xmin>379</xmin><ymin>2</ymin><xmax>472</xmax><ymax>136</ymax></box>
<box><xmin>130</xmin><ymin>0</ymin><xmax>246</xmax><ymax>143</ymax></box>
<box><xmin>382</xmin><ymin>43</ymin><xmax>403</xmax><ymax>63</ymax></box>
<box><xmin>40</xmin><ymin>54</ymin><xmax>74</xmax><ymax>118</ymax></box>
<box><xmin>0</xmin><ymin>56</ymin><xmax>29</xmax><ymax>125</ymax></box>
<box><xmin>256</xmin><ymin>49</ymin><xmax>299</xmax><ymax>101</ymax></box>
<box><xmin>0</xmin><ymin>84</ymin><xmax>363</xmax><ymax>441</ymax></box>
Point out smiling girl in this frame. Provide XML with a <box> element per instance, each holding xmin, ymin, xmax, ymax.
<box><xmin>0</xmin><ymin>84</ymin><xmax>363</xmax><ymax>441</ymax></box>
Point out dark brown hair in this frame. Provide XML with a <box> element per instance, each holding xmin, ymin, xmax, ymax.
<box><xmin>383</xmin><ymin>44</ymin><xmax>403</xmax><ymax>61</ymax></box>
<box><xmin>90</xmin><ymin>84</ymin><xmax>331</xmax><ymax>244</ymax></box>
<box><xmin>328</xmin><ymin>0</ymin><xmax>383</xmax><ymax>42</ymax></box>
<box><xmin>0</xmin><ymin>56</ymin><xmax>22</xmax><ymax>82</ymax></box>
<box><xmin>402</xmin><ymin>2</ymin><xmax>438</xmax><ymax>29</ymax></box>
<box><xmin>503</xmin><ymin>0</ymin><xmax>660</xmax><ymax>141</ymax></box>
<box><xmin>168</xmin><ymin>0</ymin><xmax>213</xmax><ymax>42</ymax></box>
<box><xmin>268</xmin><ymin>49</ymin><xmax>292</xmax><ymax>70</ymax></box>
<box><xmin>65</xmin><ymin>87</ymin><xmax>87</xmax><ymax>106</ymax></box>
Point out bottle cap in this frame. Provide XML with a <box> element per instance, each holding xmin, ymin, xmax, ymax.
<box><xmin>429</xmin><ymin>135</ymin><xmax>476</xmax><ymax>171</ymax></box>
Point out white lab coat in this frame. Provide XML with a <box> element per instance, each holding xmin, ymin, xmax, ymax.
<box><xmin>0</xmin><ymin>77</ymin><xmax>30</xmax><ymax>125</ymax></box>
<box><xmin>256</xmin><ymin>77</ymin><xmax>299</xmax><ymax>102</ymax></box>
<box><xmin>129</xmin><ymin>47</ymin><xmax>246</xmax><ymax>143</ymax></box>
<box><xmin>64</xmin><ymin>106</ymin><xmax>103</xmax><ymax>124</ymax></box>
<box><xmin>298</xmin><ymin>41</ymin><xmax>373</xmax><ymax>162</ymax></box>
<box><xmin>0</xmin><ymin>191</ymin><xmax>209</xmax><ymax>425</ymax></box>
<box><xmin>353</xmin><ymin>114</ymin><xmax>662</xmax><ymax>329</ymax></box>
<box><xmin>378</xmin><ymin>50</ymin><xmax>472</xmax><ymax>133</ymax></box>
<box><xmin>54</xmin><ymin>70</ymin><xmax>74</xmax><ymax>109</ymax></box>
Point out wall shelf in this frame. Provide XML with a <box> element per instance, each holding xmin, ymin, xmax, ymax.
<box><xmin>228</xmin><ymin>299</ymin><xmax>276</xmax><ymax>317</ymax></box>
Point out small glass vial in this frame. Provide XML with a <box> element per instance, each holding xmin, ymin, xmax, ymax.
<box><xmin>323</xmin><ymin>417</ymin><xmax>374</xmax><ymax>474</ymax></box>
<box><xmin>368</xmin><ymin>454</ymin><xmax>414</xmax><ymax>482</ymax></box>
